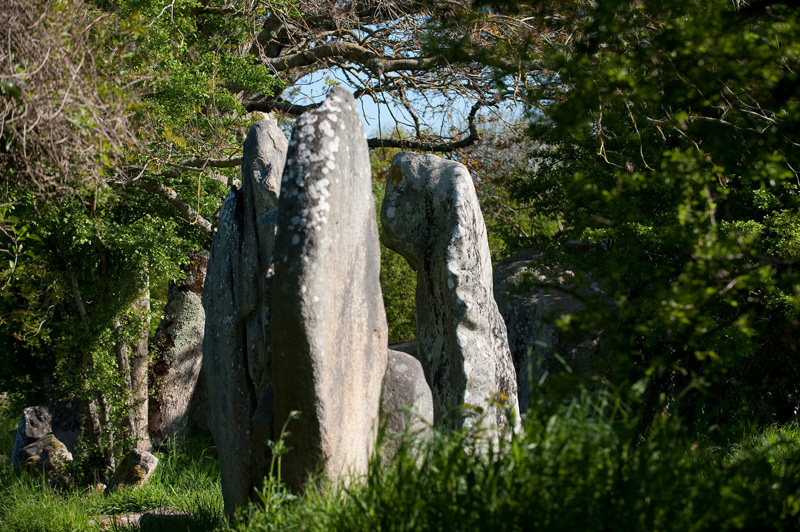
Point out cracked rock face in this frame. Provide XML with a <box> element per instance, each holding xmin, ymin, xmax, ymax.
<box><xmin>380</xmin><ymin>151</ymin><xmax>519</xmax><ymax>430</ymax></box>
<box><xmin>202</xmin><ymin>117</ymin><xmax>287</xmax><ymax>516</ymax></box>
<box><xmin>271</xmin><ymin>87</ymin><xmax>388</xmax><ymax>491</ymax></box>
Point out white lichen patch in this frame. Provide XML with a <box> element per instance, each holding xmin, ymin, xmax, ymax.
<box><xmin>319</xmin><ymin>119</ymin><xmax>335</xmax><ymax>138</ymax></box>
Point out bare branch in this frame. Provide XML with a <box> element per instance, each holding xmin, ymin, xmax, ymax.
<box><xmin>242</xmin><ymin>79</ymin><xmax>403</xmax><ymax>115</ymax></box>
<box><xmin>368</xmin><ymin>102</ymin><xmax>484</xmax><ymax>152</ymax></box>
<box><xmin>0</xmin><ymin>0</ymin><xmax>135</xmax><ymax>198</ymax></box>
<box><xmin>177</xmin><ymin>157</ymin><xmax>242</xmax><ymax>169</ymax></box>
<box><xmin>243</xmin><ymin>98</ymin><xmax>319</xmax><ymax>115</ymax></box>
<box><xmin>260</xmin><ymin>40</ymin><xmax>445</xmax><ymax>76</ymax></box>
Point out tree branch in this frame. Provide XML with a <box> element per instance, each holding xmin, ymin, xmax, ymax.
<box><xmin>260</xmin><ymin>41</ymin><xmax>445</xmax><ymax>76</ymax></box>
<box><xmin>243</xmin><ymin>98</ymin><xmax>318</xmax><ymax>115</ymax></box>
<box><xmin>242</xmin><ymin>80</ymin><xmax>402</xmax><ymax>116</ymax></box>
<box><xmin>367</xmin><ymin>102</ymin><xmax>483</xmax><ymax>152</ymax></box>
<box><xmin>251</xmin><ymin>1</ymin><xmax>424</xmax><ymax>53</ymax></box>
<box><xmin>176</xmin><ymin>157</ymin><xmax>242</xmax><ymax>169</ymax></box>
<box><xmin>129</xmin><ymin>179</ymin><xmax>213</xmax><ymax>235</ymax></box>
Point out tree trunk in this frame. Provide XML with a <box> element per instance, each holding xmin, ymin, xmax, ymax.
<box><xmin>130</xmin><ymin>273</ymin><xmax>151</xmax><ymax>451</ymax></box>
<box><xmin>97</xmin><ymin>392</ymin><xmax>116</xmax><ymax>472</ymax></box>
<box><xmin>112</xmin><ymin>317</ymin><xmax>137</xmax><ymax>440</ymax></box>
<box><xmin>148</xmin><ymin>253</ymin><xmax>208</xmax><ymax>449</ymax></box>
<box><xmin>84</xmin><ymin>398</ymin><xmax>113</xmax><ymax>475</ymax></box>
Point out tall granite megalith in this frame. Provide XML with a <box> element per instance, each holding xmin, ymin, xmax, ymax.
<box><xmin>271</xmin><ymin>87</ymin><xmax>388</xmax><ymax>491</ymax></box>
<box><xmin>380</xmin><ymin>152</ymin><xmax>519</xmax><ymax>430</ymax></box>
<box><xmin>202</xmin><ymin>117</ymin><xmax>287</xmax><ymax>515</ymax></box>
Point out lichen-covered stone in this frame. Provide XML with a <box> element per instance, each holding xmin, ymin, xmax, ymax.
<box><xmin>380</xmin><ymin>152</ymin><xmax>519</xmax><ymax>430</ymax></box>
<box><xmin>379</xmin><ymin>350</ymin><xmax>433</xmax><ymax>461</ymax></box>
<box><xmin>271</xmin><ymin>87</ymin><xmax>388</xmax><ymax>491</ymax></box>
<box><xmin>104</xmin><ymin>449</ymin><xmax>158</xmax><ymax>494</ymax></box>
<box><xmin>493</xmin><ymin>249</ymin><xmax>604</xmax><ymax>413</ymax></box>
<box><xmin>149</xmin><ymin>253</ymin><xmax>207</xmax><ymax>449</ymax></box>
<box><xmin>11</xmin><ymin>400</ymin><xmax>82</xmax><ymax>470</ymax></box>
<box><xmin>202</xmin><ymin>116</ymin><xmax>287</xmax><ymax>515</ymax></box>
<box><xmin>17</xmin><ymin>433</ymin><xmax>73</xmax><ymax>487</ymax></box>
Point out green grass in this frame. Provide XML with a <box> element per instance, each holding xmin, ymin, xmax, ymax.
<box><xmin>2</xmin><ymin>393</ymin><xmax>800</xmax><ymax>531</ymax></box>
<box><xmin>0</xmin><ymin>406</ymin><xmax>223</xmax><ymax>532</ymax></box>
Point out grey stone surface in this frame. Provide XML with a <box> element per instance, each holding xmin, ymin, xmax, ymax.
<box><xmin>202</xmin><ymin>116</ymin><xmax>287</xmax><ymax>515</ymax></box>
<box><xmin>379</xmin><ymin>350</ymin><xmax>433</xmax><ymax>460</ymax></box>
<box><xmin>149</xmin><ymin>253</ymin><xmax>207</xmax><ymax>449</ymax></box>
<box><xmin>271</xmin><ymin>87</ymin><xmax>388</xmax><ymax>491</ymax></box>
<box><xmin>104</xmin><ymin>449</ymin><xmax>159</xmax><ymax>494</ymax></box>
<box><xmin>380</xmin><ymin>151</ymin><xmax>519</xmax><ymax>430</ymax></box>
<box><xmin>187</xmin><ymin>365</ymin><xmax>209</xmax><ymax>431</ymax></box>
<box><xmin>90</xmin><ymin>508</ymin><xmax>192</xmax><ymax>531</ymax></box>
<box><xmin>388</xmin><ymin>340</ymin><xmax>418</xmax><ymax>361</ymax></box>
<box><xmin>494</xmin><ymin>249</ymin><xmax>603</xmax><ymax>413</ymax></box>
<box><xmin>16</xmin><ymin>434</ymin><xmax>73</xmax><ymax>487</ymax></box>
<box><xmin>11</xmin><ymin>400</ymin><xmax>82</xmax><ymax>468</ymax></box>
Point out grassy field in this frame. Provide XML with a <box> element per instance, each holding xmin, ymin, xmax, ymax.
<box><xmin>2</xmin><ymin>391</ymin><xmax>800</xmax><ymax>531</ymax></box>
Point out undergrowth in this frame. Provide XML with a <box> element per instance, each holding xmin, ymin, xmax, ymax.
<box><xmin>234</xmin><ymin>390</ymin><xmax>800</xmax><ymax>532</ymax></box>
<box><xmin>2</xmin><ymin>391</ymin><xmax>800</xmax><ymax>531</ymax></box>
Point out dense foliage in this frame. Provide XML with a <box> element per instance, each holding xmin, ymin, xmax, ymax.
<box><xmin>478</xmin><ymin>0</ymin><xmax>800</xmax><ymax>434</ymax></box>
<box><xmin>371</xmin><ymin>146</ymin><xmax>418</xmax><ymax>343</ymax></box>
<box><xmin>0</xmin><ymin>0</ymin><xmax>273</xmax><ymax>462</ymax></box>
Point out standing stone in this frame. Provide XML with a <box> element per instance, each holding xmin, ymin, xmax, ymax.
<box><xmin>494</xmin><ymin>249</ymin><xmax>604</xmax><ymax>413</ymax></box>
<box><xmin>380</xmin><ymin>152</ymin><xmax>519</xmax><ymax>430</ymax></box>
<box><xmin>379</xmin><ymin>350</ymin><xmax>434</xmax><ymax>461</ymax></box>
<box><xmin>271</xmin><ymin>87</ymin><xmax>388</xmax><ymax>491</ymax></box>
<box><xmin>148</xmin><ymin>253</ymin><xmax>208</xmax><ymax>449</ymax></box>
<box><xmin>202</xmin><ymin>117</ymin><xmax>287</xmax><ymax>516</ymax></box>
